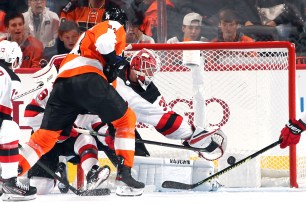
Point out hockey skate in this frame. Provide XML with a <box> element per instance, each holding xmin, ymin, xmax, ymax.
<box><xmin>86</xmin><ymin>165</ymin><xmax>110</xmax><ymax>190</ymax></box>
<box><xmin>115</xmin><ymin>157</ymin><xmax>145</xmax><ymax>196</ymax></box>
<box><xmin>1</xmin><ymin>177</ymin><xmax>37</xmax><ymax>201</ymax></box>
<box><xmin>55</xmin><ymin>162</ymin><xmax>69</xmax><ymax>193</ymax></box>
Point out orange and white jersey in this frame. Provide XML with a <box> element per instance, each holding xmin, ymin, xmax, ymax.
<box><xmin>57</xmin><ymin>20</ymin><xmax>126</xmax><ymax>80</ymax></box>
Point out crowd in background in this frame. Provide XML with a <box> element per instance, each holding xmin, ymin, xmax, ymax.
<box><xmin>0</xmin><ymin>0</ymin><xmax>306</xmax><ymax>68</ymax></box>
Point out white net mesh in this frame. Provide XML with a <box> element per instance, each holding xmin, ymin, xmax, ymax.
<box><xmin>123</xmin><ymin>42</ymin><xmax>306</xmax><ymax>187</ymax></box>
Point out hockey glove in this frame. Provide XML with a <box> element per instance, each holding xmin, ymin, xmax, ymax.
<box><xmin>102</xmin><ymin>52</ymin><xmax>129</xmax><ymax>83</ymax></box>
<box><xmin>185</xmin><ymin>127</ymin><xmax>227</xmax><ymax>161</ymax></box>
<box><xmin>280</xmin><ymin>119</ymin><xmax>306</xmax><ymax>148</ymax></box>
<box><xmin>97</xmin><ymin>123</ymin><xmax>115</xmax><ymax>150</ymax></box>
<box><xmin>98</xmin><ymin>134</ymin><xmax>115</xmax><ymax>150</ymax></box>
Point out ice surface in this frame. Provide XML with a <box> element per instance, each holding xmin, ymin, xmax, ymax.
<box><xmin>16</xmin><ymin>187</ymin><xmax>306</xmax><ymax>204</ymax></box>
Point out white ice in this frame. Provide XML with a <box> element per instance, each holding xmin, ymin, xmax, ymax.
<box><xmin>15</xmin><ymin>187</ymin><xmax>306</xmax><ymax>204</ymax></box>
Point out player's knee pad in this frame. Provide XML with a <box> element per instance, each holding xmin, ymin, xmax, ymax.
<box><xmin>0</xmin><ymin>120</ymin><xmax>20</xmax><ymax>144</ymax></box>
<box><xmin>74</xmin><ymin>133</ymin><xmax>97</xmax><ymax>154</ymax></box>
<box><xmin>30</xmin><ymin>129</ymin><xmax>61</xmax><ymax>154</ymax></box>
<box><xmin>112</xmin><ymin>107</ymin><xmax>136</xmax><ymax>135</ymax></box>
<box><xmin>29</xmin><ymin>176</ymin><xmax>56</xmax><ymax>195</ymax></box>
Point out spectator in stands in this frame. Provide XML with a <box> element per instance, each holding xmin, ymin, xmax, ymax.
<box><xmin>126</xmin><ymin>19</ymin><xmax>155</xmax><ymax>44</ymax></box>
<box><xmin>136</xmin><ymin>0</ymin><xmax>181</xmax><ymax>42</ymax></box>
<box><xmin>46</xmin><ymin>0</ymin><xmax>70</xmax><ymax>15</ymax></box>
<box><xmin>23</xmin><ymin>0</ymin><xmax>60</xmax><ymax>48</ymax></box>
<box><xmin>2</xmin><ymin>10</ymin><xmax>44</xmax><ymax>68</ymax></box>
<box><xmin>211</xmin><ymin>8</ymin><xmax>254</xmax><ymax>42</ymax></box>
<box><xmin>60</xmin><ymin>0</ymin><xmax>108</xmax><ymax>32</ymax></box>
<box><xmin>167</xmin><ymin>12</ymin><xmax>208</xmax><ymax>43</ymax></box>
<box><xmin>236</xmin><ymin>0</ymin><xmax>304</xmax><ymax>38</ymax></box>
<box><xmin>0</xmin><ymin>10</ymin><xmax>7</xmax><ymax>38</ymax></box>
<box><xmin>174</xmin><ymin>0</ymin><xmax>236</xmax><ymax>26</ymax></box>
<box><xmin>43</xmin><ymin>20</ymin><xmax>81</xmax><ymax>61</ymax></box>
<box><xmin>57</xmin><ymin>20</ymin><xmax>80</xmax><ymax>54</ymax></box>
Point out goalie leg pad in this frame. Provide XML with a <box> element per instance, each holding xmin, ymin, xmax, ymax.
<box><xmin>30</xmin><ymin>176</ymin><xmax>56</xmax><ymax>195</ymax></box>
<box><xmin>132</xmin><ymin>156</ymin><xmax>220</xmax><ymax>192</ymax></box>
<box><xmin>0</xmin><ymin>120</ymin><xmax>21</xmax><ymax>143</ymax></box>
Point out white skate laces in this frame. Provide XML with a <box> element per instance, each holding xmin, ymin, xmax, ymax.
<box><xmin>16</xmin><ymin>180</ymin><xmax>30</xmax><ymax>191</ymax></box>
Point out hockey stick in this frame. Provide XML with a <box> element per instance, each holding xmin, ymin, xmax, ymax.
<box><xmin>18</xmin><ymin>144</ymin><xmax>110</xmax><ymax>196</ymax></box>
<box><xmin>74</xmin><ymin>128</ymin><xmax>213</xmax><ymax>152</ymax></box>
<box><xmin>161</xmin><ymin>139</ymin><xmax>282</xmax><ymax>190</ymax></box>
<box><xmin>13</xmin><ymin>82</ymin><xmax>44</xmax><ymax>100</ymax></box>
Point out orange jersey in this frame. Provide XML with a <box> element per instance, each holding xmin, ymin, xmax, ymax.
<box><xmin>60</xmin><ymin>6</ymin><xmax>105</xmax><ymax>32</ymax></box>
<box><xmin>140</xmin><ymin>0</ymin><xmax>175</xmax><ymax>37</ymax></box>
<box><xmin>57</xmin><ymin>20</ymin><xmax>126</xmax><ymax>80</ymax></box>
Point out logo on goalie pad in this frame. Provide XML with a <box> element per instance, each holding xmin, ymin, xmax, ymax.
<box><xmin>169</xmin><ymin>159</ymin><xmax>191</xmax><ymax>165</ymax></box>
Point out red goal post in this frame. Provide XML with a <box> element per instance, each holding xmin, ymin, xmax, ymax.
<box><xmin>123</xmin><ymin>41</ymin><xmax>304</xmax><ymax>188</ymax></box>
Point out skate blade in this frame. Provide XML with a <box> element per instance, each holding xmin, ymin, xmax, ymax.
<box><xmin>115</xmin><ymin>186</ymin><xmax>144</xmax><ymax>196</ymax></box>
<box><xmin>87</xmin><ymin>167</ymin><xmax>110</xmax><ymax>190</ymax></box>
<box><xmin>1</xmin><ymin>193</ymin><xmax>37</xmax><ymax>201</ymax></box>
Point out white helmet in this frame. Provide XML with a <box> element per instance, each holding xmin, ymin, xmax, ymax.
<box><xmin>130</xmin><ymin>48</ymin><xmax>161</xmax><ymax>90</ymax></box>
<box><xmin>32</xmin><ymin>54</ymin><xmax>66</xmax><ymax>84</ymax></box>
<box><xmin>0</xmin><ymin>40</ymin><xmax>22</xmax><ymax>70</ymax></box>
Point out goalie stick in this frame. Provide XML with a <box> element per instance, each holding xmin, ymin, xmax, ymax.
<box><xmin>74</xmin><ymin>128</ymin><xmax>215</xmax><ymax>152</ymax></box>
<box><xmin>18</xmin><ymin>144</ymin><xmax>110</xmax><ymax>196</ymax></box>
<box><xmin>13</xmin><ymin>82</ymin><xmax>44</xmax><ymax>100</ymax></box>
<box><xmin>161</xmin><ymin>139</ymin><xmax>282</xmax><ymax>190</ymax></box>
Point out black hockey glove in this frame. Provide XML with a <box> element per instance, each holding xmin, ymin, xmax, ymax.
<box><xmin>102</xmin><ymin>52</ymin><xmax>129</xmax><ymax>83</ymax></box>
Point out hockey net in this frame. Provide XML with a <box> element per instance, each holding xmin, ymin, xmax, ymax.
<box><xmin>122</xmin><ymin>42</ymin><xmax>305</xmax><ymax>188</ymax></box>
<box><xmin>75</xmin><ymin>42</ymin><xmax>306</xmax><ymax>189</ymax></box>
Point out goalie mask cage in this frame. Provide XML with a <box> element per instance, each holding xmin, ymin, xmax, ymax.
<box><xmin>77</xmin><ymin>42</ymin><xmax>306</xmax><ymax>189</ymax></box>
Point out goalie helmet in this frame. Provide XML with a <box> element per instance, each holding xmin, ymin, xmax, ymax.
<box><xmin>0</xmin><ymin>40</ymin><xmax>22</xmax><ymax>70</ymax></box>
<box><xmin>102</xmin><ymin>7</ymin><xmax>128</xmax><ymax>29</ymax></box>
<box><xmin>130</xmin><ymin>48</ymin><xmax>161</xmax><ymax>90</ymax></box>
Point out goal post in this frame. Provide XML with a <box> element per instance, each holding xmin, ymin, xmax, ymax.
<box><xmin>124</xmin><ymin>41</ymin><xmax>303</xmax><ymax>188</ymax></box>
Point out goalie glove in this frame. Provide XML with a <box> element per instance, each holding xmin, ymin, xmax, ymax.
<box><xmin>280</xmin><ymin>119</ymin><xmax>306</xmax><ymax>149</ymax></box>
<box><xmin>186</xmin><ymin>127</ymin><xmax>227</xmax><ymax>161</ymax></box>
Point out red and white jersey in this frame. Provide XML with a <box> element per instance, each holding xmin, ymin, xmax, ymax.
<box><xmin>115</xmin><ymin>76</ymin><xmax>193</xmax><ymax>140</ymax></box>
<box><xmin>24</xmin><ymin>82</ymin><xmax>104</xmax><ymax>134</ymax></box>
<box><xmin>24</xmin><ymin>82</ymin><xmax>53</xmax><ymax>131</ymax></box>
<box><xmin>0</xmin><ymin>64</ymin><xmax>21</xmax><ymax>119</ymax></box>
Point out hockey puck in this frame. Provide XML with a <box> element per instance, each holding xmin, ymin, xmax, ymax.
<box><xmin>227</xmin><ymin>156</ymin><xmax>236</xmax><ymax>165</ymax></box>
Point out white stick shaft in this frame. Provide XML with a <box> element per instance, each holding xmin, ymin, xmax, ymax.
<box><xmin>13</xmin><ymin>82</ymin><xmax>44</xmax><ymax>100</ymax></box>
<box><xmin>74</xmin><ymin>128</ymin><xmax>91</xmax><ymax>135</ymax></box>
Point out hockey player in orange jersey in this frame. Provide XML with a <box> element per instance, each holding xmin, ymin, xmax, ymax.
<box><xmin>18</xmin><ymin>8</ymin><xmax>145</xmax><ymax>196</ymax></box>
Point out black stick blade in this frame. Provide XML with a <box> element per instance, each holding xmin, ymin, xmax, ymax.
<box><xmin>162</xmin><ymin>181</ymin><xmax>194</xmax><ymax>190</ymax></box>
<box><xmin>79</xmin><ymin>188</ymin><xmax>111</xmax><ymax>196</ymax></box>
